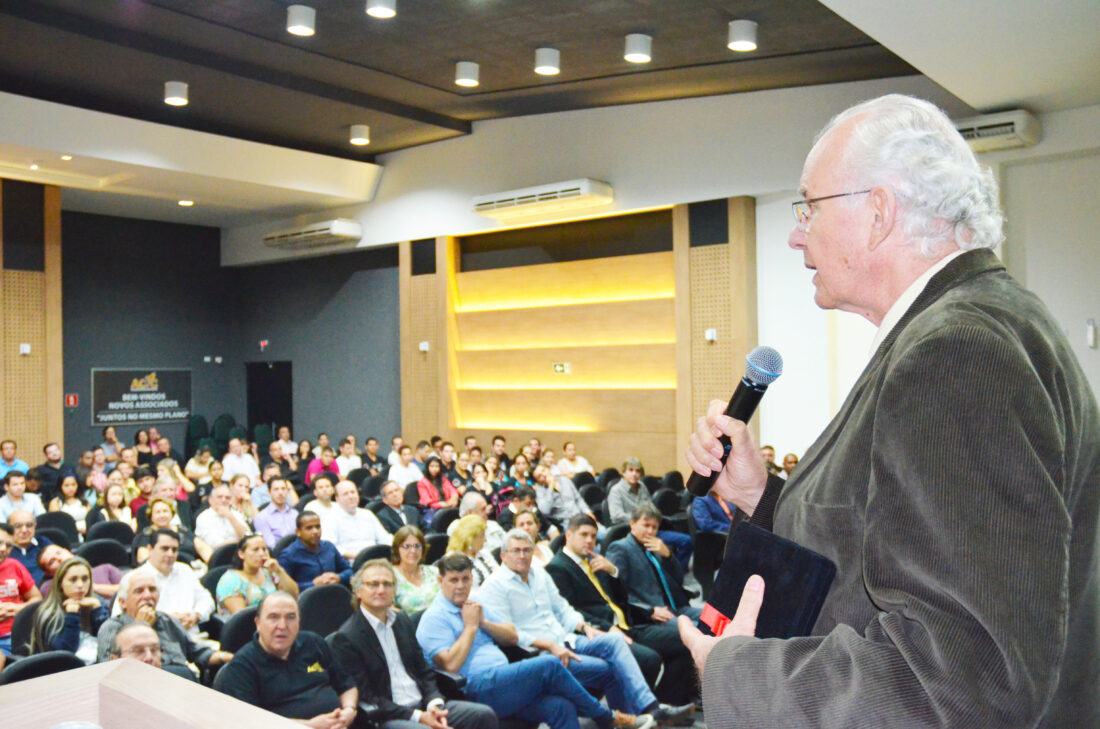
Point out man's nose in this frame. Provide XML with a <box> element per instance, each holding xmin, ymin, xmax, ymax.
<box><xmin>788</xmin><ymin>226</ymin><xmax>806</xmax><ymax>250</ymax></box>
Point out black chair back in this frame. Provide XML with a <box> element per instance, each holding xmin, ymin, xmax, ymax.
<box><xmin>220</xmin><ymin>606</ymin><xmax>258</xmax><ymax>653</ymax></box>
<box><xmin>661</xmin><ymin>470</ymin><xmax>685</xmax><ymax>492</ymax></box>
<box><xmin>596</xmin><ymin>468</ymin><xmax>621</xmax><ymax>489</ymax></box>
<box><xmin>352</xmin><ymin>544</ymin><xmax>393</xmax><ymax>572</ymax></box>
<box><xmin>34</xmin><ymin>527</ymin><xmax>72</xmax><ymax>551</ymax></box>
<box><xmin>572</xmin><ymin>471</ymin><xmax>596</xmax><ymax>488</ymax></box>
<box><xmin>362</xmin><ymin>475</ymin><xmax>385</xmax><ymax>500</ymax></box>
<box><xmin>689</xmin><ymin>511</ymin><xmax>726</xmax><ymax>601</ymax></box>
<box><xmin>346</xmin><ymin>468</ymin><xmax>370</xmax><ymax>488</ymax></box>
<box><xmin>36</xmin><ymin>512</ymin><xmax>80</xmax><ymax>546</ymax></box>
<box><xmin>201</xmin><ymin>565</ymin><xmax>231</xmax><ymax>601</ymax></box>
<box><xmin>403</xmin><ymin>482</ymin><xmax>422</xmax><ymax>510</ymax></box>
<box><xmin>601</xmin><ymin>523</ymin><xmax>631</xmax><ymax>552</ymax></box>
<box><xmin>548</xmin><ymin>534</ymin><xmax>564</xmax><ymax>553</ymax></box>
<box><xmin>9</xmin><ymin>600</ymin><xmax>42</xmax><ymax>656</ymax></box>
<box><xmin>579</xmin><ymin>484</ymin><xmax>605</xmax><ymax>510</ymax></box>
<box><xmin>653</xmin><ymin>488</ymin><xmax>682</xmax><ymax>517</ymax></box>
<box><xmin>425</xmin><ymin>533</ymin><xmax>448</xmax><ymax>565</ymax></box>
<box><xmin>430</xmin><ymin>507</ymin><xmax>459</xmax><ymax>535</ymax></box>
<box><xmin>297</xmin><ymin>493</ymin><xmax>317</xmax><ymax>510</ymax></box>
<box><xmin>74</xmin><ymin>538</ymin><xmax>130</xmax><ymax>568</ymax></box>
<box><xmin>298</xmin><ymin>583</ymin><xmax>353</xmax><ymax>638</ymax></box>
<box><xmin>0</xmin><ymin>650</ymin><xmax>84</xmax><ymax>684</ymax></box>
<box><xmin>643</xmin><ymin>475</ymin><xmax>662</xmax><ymax>494</ymax></box>
<box><xmin>86</xmin><ymin>519</ymin><xmax>135</xmax><ymax>546</ymax></box>
<box><xmin>208</xmin><ymin>542</ymin><xmax>239</xmax><ymax>568</ymax></box>
<box><xmin>272</xmin><ymin>533</ymin><xmax>297</xmax><ymax>557</ymax></box>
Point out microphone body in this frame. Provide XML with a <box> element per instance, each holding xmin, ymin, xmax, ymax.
<box><xmin>686</xmin><ymin>346</ymin><xmax>782</xmax><ymax>497</ymax></box>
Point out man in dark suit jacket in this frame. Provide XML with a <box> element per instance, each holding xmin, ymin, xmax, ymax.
<box><xmin>328</xmin><ymin>559</ymin><xmax>496</xmax><ymax>729</ymax></box>
<box><xmin>546</xmin><ymin>514</ymin><xmax>697</xmax><ymax>706</ymax></box>
<box><xmin>377</xmin><ymin>480</ymin><xmax>423</xmax><ymax>534</ymax></box>
<box><xmin>606</xmin><ymin>505</ymin><xmax>701</xmax><ymax>623</ymax></box>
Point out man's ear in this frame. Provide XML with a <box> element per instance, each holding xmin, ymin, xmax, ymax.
<box><xmin>867</xmin><ymin>186</ymin><xmax>897</xmax><ymax>251</ymax></box>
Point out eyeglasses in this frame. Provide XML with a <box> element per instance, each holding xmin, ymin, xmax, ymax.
<box><xmin>363</xmin><ymin>580</ymin><xmax>395</xmax><ymax>590</ymax></box>
<box><xmin>10</xmin><ymin>522</ymin><xmax>34</xmax><ymax>530</ymax></box>
<box><xmin>122</xmin><ymin>645</ymin><xmax>162</xmax><ymax>657</ymax></box>
<box><xmin>506</xmin><ymin>547</ymin><xmax>534</xmax><ymax>556</ymax></box>
<box><xmin>791</xmin><ymin>189</ymin><xmax>871</xmax><ymax>232</ymax></box>
<box><xmin>400</xmin><ymin>543</ymin><xmax>423</xmax><ymax>551</ymax></box>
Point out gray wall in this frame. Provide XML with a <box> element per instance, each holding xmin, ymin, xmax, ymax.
<box><xmin>235</xmin><ymin>246</ymin><xmax>401</xmax><ymax>449</ymax></box>
<box><xmin>61</xmin><ymin>211</ymin><xmax>245</xmax><ymax>460</ymax></box>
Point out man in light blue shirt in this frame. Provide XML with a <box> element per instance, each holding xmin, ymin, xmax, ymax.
<box><xmin>0</xmin><ymin>440</ymin><xmax>30</xmax><ymax>481</ymax></box>
<box><xmin>477</xmin><ymin>529</ymin><xmax>694</xmax><ymax>725</ymax></box>
<box><xmin>416</xmin><ymin>553</ymin><xmax>653</xmax><ymax>729</ymax></box>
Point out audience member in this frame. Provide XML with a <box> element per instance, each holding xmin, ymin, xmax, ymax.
<box><xmin>606</xmin><ymin>459</ymin><xmax>692</xmax><ymax>569</ymax></box>
<box><xmin>86</xmin><ymin>481</ymin><xmax>134</xmax><ymax>531</ymax></box>
<box><xmin>277</xmin><ymin>512</ymin><xmax>352</xmax><ymax>592</ymax></box>
<box><xmin>447</xmin><ymin>492</ymin><xmax>505</xmax><ymax>551</ymax></box>
<box><xmin>275</xmin><ymin>426</ymin><xmax>296</xmax><ymax>457</ymax></box>
<box><xmin>533</xmin><ymin>465</ymin><xmax>598</xmax><ymax>535</ymax></box>
<box><xmin>216</xmin><ymin>533</ymin><xmax>298</xmax><ymax>616</ymax></box>
<box><xmin>254</xmin><ymin>478</ymin><xmax>299</xmax><ymax>551</ymax></box>
<box><xmin>306</xmin><ymin>446</ymin><xmax>341</xmax><ymax>487</ymax></box>
<box><xmin>330</xmin><ymin>559</ymin><xmax>497</xmax><ymax>729</ymax></box>
<box><xmin>497</xmin><ymin>486</ymin><xmax>540</xmax><ymax>532</ymax></box>
<box><xmin>416</xmin><ymin>457</ymin><xmax>459</xmax><ymax>524</ymax></box>
<box><xmin>8</xmin><ymin>510</ymin><xmax>51</xmax><ymax>584</ymax></box>
<box><xmin>556</xmin><ymin>442</ymin><xmax>594</xmax><ymax>480</ymax></box>
<box><xmin>150</xmin><ymin>436</ymin><xmax>185</xmax><ymax>471</ymax></box>
<box><xmin>691</xmin><ymin>488</ymin><xmax>740</xmax><ymax>534</ymax></box>
<box><xmin>36</xmin><ymin>442</ymin><xmax>73</xmax><ymax>503</ymax></box>
<box><xmin>214</xmin><ymin>591</ymin><xmax>358</xmax><ymax>728</ymax></box>
<box><xmin>135</xmin><ymin>476</ymin><xmax>190</xmax><ymax>531</ymax></box>
<box><xmin>446</xmin><ymin>515</ymin><xmax>498</xmax><ymax>586</ymax></box>
<box><xmin>0</xmin><ymin>471</ymin><xmax>45</xmax><ymax>521</ymax></box>
<box><xmin>759</xmin><ymin>445</ymin><xmax>782</xmax><ymax>477</ymax></box>
<box><xmin>303</xmin><ymin>473</ymin><xmax>340</xmax><ymax>536</ymax></box>
<box><xmin>222</xmin><ymin>438</ymin><xmax>261</xmax><ymax>488</ymax></box>
<box><xmin>450</xmin><ymin>451</ymin><xmax>472</xmax><ymax>493</ymax></box>
<box><xmin>0</xmin><ymin>523</ymin><xmax>42</xmax><ymax>664</ymax></box>
<box><xmin>389</xmin><ymin>447</ymin><xmax>424</xmax><ymax>490</ymax></box>
<box><xmin>228</xmin><ymin>473</ymin><xmax>260</xmax><ymax>523</ymax></box>
<box><xmin>133</xmin><ymin>497</ymin><xmax>208</xmax><ymax>564</ymax></box>
<box><xmin>390</xmin><ymin>526</ymin><xmax>439</xmax><ymax>614</ymax></box>
<box><xmin>0</xmin><ymin>440</ymin><xmax>29</xmax><ymax>480</ymax></box>
<box><xmin>38</xmin><ymin>544</ymin><xmax>122</xmax><ymax>600</ymax></box>
<box><xmin>415</xmin><ymin>441</ymin><xmax>433</xmax><ymax>472</ymax></box>
<box><xmin>47</xmin><ymin>474</ymin><xmax>91</xmax><ymax>535</ymax></box>
<box><xmin>465</xmin><ymin>463</ymin><xmax>494</xmax><ymax>503</ymax></box>
<box><xmin>100</xmin><ymin>425</ymin><xmax>124</xmax><ymax>463</ymax></box>
<box><xmin>313</xmin><ymin>433</ymin><xmax>332</xmax><ymax>459</ymax></box>
<box><xmin>195</xmin><ymin>483</ymin><xmax>249</xmax><ymax>553</ymax></box>
<box><xmin>387</xmin><ymin>436</ymin><xmax>405</xmax><ymax>468</ymax></box>
<box><xmin>416</xmin><ymin>552</ymin><xmax>649</xmax><ymax>729</ymax></box>
<box><xmin>129</xmin><ymin>528</ymin><xmax>214</xmax><ymax>632</ymax></box>
<box><xmin>489</xmin><ymin>436</ymin><xmax>511</xmax><ymax>474</ymax></box>
<box><xmin>296</xmin><ymin>439</ymin><xmax>316</xmax><ymax>471</ymax></box>
<box><xmin>362</xmin><ymin>437</ymin><xmax>385</xmax><ymax>476</ymax></box>
<box><xmin>184</xmin><ymin>446</ymin><xmax>217</xmax><ymax>495</ymax></box>
<box><xmin>467</xmin><ymin>446</ymin><xmax>482</xmax><ymax>468</ymax></box>
<box><xmin>514</xmin><ymin>510</ymin><xmax>554</xmax><ymax>567</ymax></box>
<box><xmin>330</xmin><ymin>480</ymin><xmax>390</xmax><ymax>559</ymax></box>
<box><xmin>129</xmin><ymin>467</ymin><xmax>156</xmax><ymax>513</ymax></box>
<box><xmin>509</xmin><ymin>454</ymin><xmax>533</xmax><ymax>488</ymax></box>
<box><xmin>478</xmin><ymin>530</ymin><xmax>686</xmax><ymax>724</ymax></box>
<box><xmin>107</xmin><ymin>622</ymin><xmax>162</xmax><ymax>667</ymax></box>
<box><xmin>336</xmin><ymin>438</ymin><xmax>363</xmax><ymax>477</ymax></box>
<box><xmin>547</xmin><ymin>515</ymin><xmax>696</xmax><ymax>706</ymax></box>
<box><xmin>97</xmin><ymin>570</ymin><xmax>231</xmax><ymax>681</ymax></box>
<box><xmin>606</xmin><ymin>505</ymin><xmax>700</xmax><ymax>625</ymax></box>
<box><xmin>377</xmin><ymin>480</ymin><xmax>423</xmax><ymax>534</ymax></box>
<box><xmin>260</xmin><ymin>440</ymin><xmax>302</xmax><ymax>491</ymax></box>
<box><xmin>72</xmin><ymin>449</ymin><xmax>95</xmax><ymax>492</ymax></box>
<box><xmin>782</xmin><ymin>451</ymin><xmax>799</xmax><ymax>478</ymax></box>
<box><xmin>134</xmin><ymin>430</ymin><xmax>154</xmax><ymax>466</ymax></box>
<box><xmin>29</xmin><ymin>556</ymin><xmax>107</xmax><ymax>663</ymax></box>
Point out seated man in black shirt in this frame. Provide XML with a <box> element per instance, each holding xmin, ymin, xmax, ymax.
<box><xmin>215</xmin><ymin>591</ymin><xmax>358</xmax><ymax>729</ymax></box>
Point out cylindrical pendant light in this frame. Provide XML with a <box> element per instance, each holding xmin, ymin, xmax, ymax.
<box><xmin>624</xmin><ymin>34</ymin><xmax>652</xmax><ymax>63</ymax></box>
<box><xmin>534</xmin><ymin>47</ymin><xmax>560</xmax><ymax>75</ymax></box>
<box><xmin>349</xmin><ymin>124</ymin><xmax>370</xmax><ymax>146</ymax></box>
<box><xmin>164</xmin><ymin>81</ymin><xmax>188</xmax><ymax>106</ymax></box>
<box><xmin>366</xmin><ymin>0</ymin><xmax>396</xmax><ymax>19</ymax></box>
<box><xmin>287</xmin><ymin>5</ymin><xmax>316</xmax><ymax>36</ymax></box>
<box><xmin>455</xmin><ymin>61</ymin><xmax>479</xmax><ymax>87</ymax></box>
<box><xmin>727</xmin><ymin>20</ymin><xmax>758</xmax><ymax>52</ymax></box>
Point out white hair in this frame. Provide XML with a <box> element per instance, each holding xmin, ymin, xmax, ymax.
<box><xmin>459</xmin><ymin>491</ymin><xmax>487</xmax><ymax>516</ymax></box>
<box><xmin>116</xmin><ymin>568</ymin><xmax>157</xmax><ymax>603</ymax></box>
<box><xmin>815</xmin><ymin>94</ymin><xmax>1004</xmax><ymax>256</ymax></box>
<box><xmin>504</xmin><ymin>528</ymin><xmax>534</xmax><ymax>548</ymax></box>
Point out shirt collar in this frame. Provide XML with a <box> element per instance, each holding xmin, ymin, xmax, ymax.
<box><xmin>869</xmin><ymin>249</ymin><xmax>966</xmax><ymax>355</ymax></box>
<box><xmin>562</xmin><ymin>546</ymin><xmax>586</xmax><ymax>566</ymax></box>
<box><xmin>361</xmin><ymin>605</ymin><xmax>395</xmax><ymax>630</ymax></box>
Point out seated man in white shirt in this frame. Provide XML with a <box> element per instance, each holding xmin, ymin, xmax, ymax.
<box><xmin>388</xmin><ymin>445</ymin><xmax>423</xmax><ymax>488</ymax></box>
<box><xmin>446</xmin><ymin>492</ymin><xmax>506</xmax><ymax>552</ymax></box>
<box><xmin>330</xmin><ymin>480</ymin><xmax>391</xmax><ymax>560</ymax></box>
<box><xmin>194</xmin><ymin>484</ymin><xmax>250</xmax><ymax>550</ymax></box>
<box><xmin>221</xmin><ymin>438</ymin><xmax>261</xmax><ymax>488</ymax></box>
<box><xmin>336</xmin><ymin>438</ymin><xmax>363</xmax><ymax>477</ymax></box>
<box><xmin>276</xmin><ymin>426</ymin><xmax>297</xmax><ymax>459</ymax></box>
<box><xmin>120</xmin><ymin>528</ymin><xmax>214</xmax><ymax>634</ymax></box>
<box><xmin>304</xmin><ymin>474</ymin><xmax>340</xmax><ymax>537</ymax></box>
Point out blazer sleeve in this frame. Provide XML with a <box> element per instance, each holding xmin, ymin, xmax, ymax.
<box><xmin>545</xmin><ymin>558</ymin><xmax>612</xmax><ymax>631</ymax></box>
<box><xmin>606</xmin><ymin>541</ymin><xmax>654</xmax><ymax>615</ymax></box>
<box><xmin>329</xmin><ymin>627</ymin><xmax>414</xmax><ymax>723</ymax></box>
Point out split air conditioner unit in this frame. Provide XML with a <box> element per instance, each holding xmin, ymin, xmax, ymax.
<box><xmin>954</xmin><ymin>109</ymin><xmax>1041</xmax><ymax>152</ymax></box>
<box><xmin>262</xmin><ymin>218</ymin><xmax>362</xmax><ymax>250</ymax></box>
<box><xmin>472</xmin><ymin>178</ymin><xmax>614</xmax><ymax>220</ymax></box>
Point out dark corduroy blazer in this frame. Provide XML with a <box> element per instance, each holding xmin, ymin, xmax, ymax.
<box><xmin>702</xmin><ymin>249</ymin><xmax>1100</xmax><ymax>729</ymax></box>
<box><xmin>605</xmin><ymin>534</ymin><xmax>691</xmax><ymax>615</ymax></box>
<box><xmin>377</xmin><ymin>505</ymin><xmax>422</xmax><ymax>535</ymax></box>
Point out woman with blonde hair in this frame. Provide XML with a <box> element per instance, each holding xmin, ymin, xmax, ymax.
<box><xmin>227</xmin><ymin>473</ymin><xmax>258</xmax><ymax>524</ymax></box>
<box><xmin>390</xmin><ymin>525</ymin><xmax>439</xmax><ymax>613</ymax></box>
<box><xmin>446</xmin><ymin>514</ymin><xmax>498</xmax><ymax>586</ymax></box>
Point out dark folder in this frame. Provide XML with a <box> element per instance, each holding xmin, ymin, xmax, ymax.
<box><xmin>698</xmin><ymin>521</ymin><xmax>836</xmax><ymax>639</ymax></box>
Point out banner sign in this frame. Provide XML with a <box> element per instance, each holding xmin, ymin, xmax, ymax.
<box><xmin>91</xmin><ymin>368</ymin><xmax>192</xmax><ymax>426</ymax></box>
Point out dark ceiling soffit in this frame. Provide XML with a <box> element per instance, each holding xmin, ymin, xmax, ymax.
<box><xmin>0</xmin><ymin>1</ymin><xmax>471</xmax><ymax>135</ymax></box>
<box><xmin>0</xmin><ymin>71</ymin><xmax>379</xmax><ymax>163</ymax></box>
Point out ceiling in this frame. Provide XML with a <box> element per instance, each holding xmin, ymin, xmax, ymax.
<box><xmin>0</xmin><ymin>0</ymin><xmax>1095</xmax><ymax>228</ymax></box>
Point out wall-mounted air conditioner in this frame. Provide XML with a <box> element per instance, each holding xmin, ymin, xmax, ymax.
<box><xmin>473</xmin><ymin>178</ymin><xmax>613</xmax><ymax>220</ymax></box>
<box><xmin>954</xmin><ymin>110</ymin><xmax>1041</xmax><ymax>152</ymax></box>
<box><xmin>262</xmin><ymin>219</ymin><xmax>363</xmax><ymax>250</ymax></box>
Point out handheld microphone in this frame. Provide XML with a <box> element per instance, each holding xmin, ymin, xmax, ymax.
<box><xmin>686</xmin><ymin>345</ymin><xmax>783</xmax><ymax>497</ymax></box>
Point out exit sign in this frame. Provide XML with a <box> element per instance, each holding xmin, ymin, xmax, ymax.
<box><xmin>65</xmin><ymin>393</ymin><xmax>79</xmax><ymax>408</ymax></box>
<box><xmin>552</xmin><ymin>362</ymin><xmax>571</xmax><ymax>374</ymax></box>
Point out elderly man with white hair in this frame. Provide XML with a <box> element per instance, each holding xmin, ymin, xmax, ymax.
<box><xmin>446</xmin><ymin>492</ymin><xmax>506</xmax><ymax>552</ymax></box>
<box><xmin>680</xmin><ymin>94</ymin><xmax>1100</xmax><ymax>729</ymax></box>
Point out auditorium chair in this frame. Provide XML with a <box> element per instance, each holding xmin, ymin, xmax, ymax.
<box><xmin>219</xmin><ymin>606</ymin><xmax>258</xmax><ymax>653</ymax></box>
<box><xmin>601</xmin><ymin>523</ymin><xmax>631</xmax><ymax>552</ymax></box>
<box><xmin>201</xmin><ymin>565</ymin><xmax>230</xmax><ymax>603</ymax></box>
<box><xmin>0</xmin><ymin>650</ymin><xmax>84</xmax><ymax>684</ymax></box>
<box><xmin>74</xmin><ymin>538</ymin><xmax>130</xmax><ymax>568</ymax></box>
<box><xmin>208</xmin><ymin>542</ymin><xmax>239</xmax><ymax>568</ymax></box>
<box><xmin>352</xmin><ymin>544</ymin><xmax>392</xmax><ymax>572</ymax></box>
<box><xmin>36</xmin><ymin>511</ymin><xmax>80</xmax><ymax>546</ymax></box>
<box><xmin>643</xmin><ymin>475</ymin><xmax>662</xmax><ymax>494</ymax></box>
<box><xmin>85</xmin><ymin>519</ymin><xmax>135</xmax><ymax>546</ymax></box>
<box><xmin>186</xmin><ymin>414</ymin><xmax>210</xmax><ymax>458</ymax></box>
<box><xmin>579</xmin><ymin>484</ymin><xmax>605</xmax><ymax>511</ymax></box>
<box><xmin>253</xmin><ymin>423</ymin><xmax>274</xmax><ymax>453</ymax></box>
<box><xmin>298</xmin><ymin>583</ymin><xmax>353</xmax><ymax>637</ymax></box>
<box><xmin>661</xmin><ymin>470</ymin><xmax>685</xmax><ymax>492</ymax></box>
<box><xmin>272</xmin><ymin>533</ymin><xmax>298</xmax><ymax>557</ymax></box>
<box><xmin>572</xmin><ymin>471</ymin><xmax>595</xmax><ymax>488</ymax></box>
<box><xmin>687</xmin><ymin>510</ymin><xmax>726</xmax><ymax>601</ymax></box>
<box><xmin>8</xmin><ymin>600</ymin><xmax>41</xmax><ymax>657</ymax></box>
<box><xmin>425</xmin><ymin>533</ymin><xmax>448</xmax><ymax>564</ymax></box>
<box><xmin>361</xmin><ymin>475</ymin><xmax>384</xmax><ymax>499</ymax></box>
<box><xmin>429</xmin><ymin>507</ymin><xmax>459</xmax><ymax>535</ymax></box>
<box><xmin>227</xmin><ymin>424</ymin><xmax>248</xmax><ymax>444</ymax></box>
<box><xmin>596</xmin><ymin>468</ymin><xmax>621</xmax><ymax>490</ymax></box>
<box><xmin>210</xmin><ymin>413</ymin><xmax>236</xmax><ymax>457</ymax></box>
<box><xmin>34</xmin><ymin>527</ymin><xmax>73</xmax><ymax>551</ymax></box>
<box><xmin>345</xmin><ymin>468</ymin><xmax>370</xmax><ymax>488</ymax></box>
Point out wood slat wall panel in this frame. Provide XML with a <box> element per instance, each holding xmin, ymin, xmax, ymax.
<box><xmin>456</xmin><ymin>343</ymin><xmax>676</xmax><ymax>389</ymax></box>
<box><xmin>404</xmin><ymin>274</ymin><xmax>441</xmax><ymax>440</ymax></box>
<box><xmin>3</xmin><ymin>270</ymin><xmax>47</xmax><ymax>451</ymax></box>
<box><xmin>689</xmin><ymin>245</ymin><xmax>736</xmax><ymax>422</ymax></box>
<box><xmin>457</xmin><ymin>388</ymin><xmax>674</xmax><ymax>434</ymax></box>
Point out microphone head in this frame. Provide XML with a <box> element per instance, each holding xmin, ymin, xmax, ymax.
<box><xmin>744</xmin><ymin>346</ymin><xmax>783</xmax><ymax>386</ymax></box>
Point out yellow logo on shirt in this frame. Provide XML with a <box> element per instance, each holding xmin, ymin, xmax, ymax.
<box><xmin>307</xmin><ymin>662</ymin><xmax>325</xmax><ymax>673</ymax></box>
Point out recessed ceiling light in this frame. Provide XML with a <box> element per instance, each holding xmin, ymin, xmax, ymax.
<box><xmin>164</xmin><ymin>81</ymin><xmax>189</xmax><ymax>106</ymax></box>
<box><xmin>624</xmin><ymin>34</ymin><xmax>652</xmax><ymax>64</ymax></box>
<box><xmin>455</xmin><ymin>61</ymin><xmax>479</xmax><ymax>87</ymax></box>
<box><xmin>178</xmin><ymin>200</ymin><xmax>194</xmax><ymax>207</ymax></box>
<box><xmin>366</xmin><ymin>0</ymin><xmax>395</xmax><ymax>19</ymax></box>
<box><xmin>29</xmin><ymin>163</ymin><xmax>39</xmax><ymax>170</ymax></box>
<box><xmin>727</xmin><ymin>20</ymin><xmax>758</xmax><ymax>52</ymax></box>
<box><xmin>535</xmin><ymin>47</ymin><xmax>560</xmax><ymax>76</ymax></box>
<box><xmin>287</xmin><ymin>5</ymin><xmax>316</xmax><ymax>36</ymax></box>
<box><xmin>60</xmin><ymin>155</ymin><xmax>73</xmax><ymax>161</ymax></box>
<box><xmin>349</xmin><ymin>124</ymin><xmax>370</xmax><ymax>146</ymax></box>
